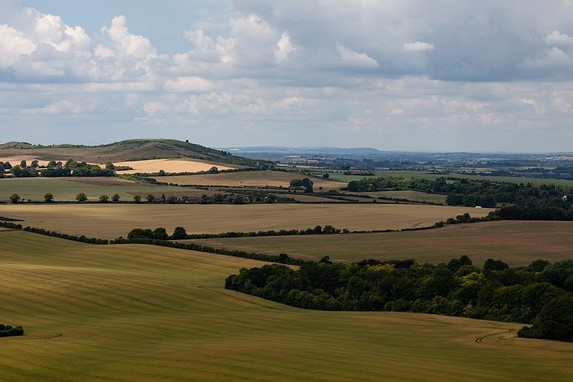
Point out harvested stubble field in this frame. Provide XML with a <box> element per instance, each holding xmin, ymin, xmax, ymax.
<box><xmin>0</xmin><ymin>204</ymin><xmax>492</xmax><ymax>239</ymax></box>
<box><xmin>193</xmin><ymin>221</ymin><xmax>573</xmax><ymax>266</ymax></box>
<box><xmin>0</xmin><ymin>177</ymin><xmax>193</xmax><ymax>202</ymax></box>
<box><xmin>157</xmin><ymin>170</ymin><xmax>346</xmax><ymax>190</ymax></box>
<box><xmin>1</xmin><ymin>230</ymin><xmax>572</xmax><ymax>381</ymax></box>
<box><xmin>114</xmin><ymin>158</ymin><xmax>237</xmax><ymax>174</ymax></box>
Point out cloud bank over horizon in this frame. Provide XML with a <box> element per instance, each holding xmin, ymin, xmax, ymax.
<box><xmin>1</xmin><ymin>0</ymin><xmax>573</xmax><ymax>152</ymax></box>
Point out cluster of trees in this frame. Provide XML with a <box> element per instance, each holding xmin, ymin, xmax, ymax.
<box><xmin>289</xmin><ymin>178</ymin><xmax>314</xmax><ymax>193</ymax></box>
<box><xmin>346</xmin><ymin>177</ymin><xmax>448</xmax><ymax>193</ymax></box>
<box><xmin>0</xmin><ymin>324</ymin><xmax>24</xmax><ymax>338</ymax></box>
<box><xmin>1</xmin><ymin>159</ymin><xmax>115</xmax><ymax>178</ymax></box>
<box><xmin>225</xmin><ymin>256</ymin><xmax>573</xmax><ymax>342</ymax></box>
<box><xmin>127</xmin><ymin>226</ymin><xmax>187</xmax><ymax>240</ymax></box>
<box><xmin>126</xmin><ymin>224</ymin><xmax>347</xmax><ymax>241</ymax></box>
<box><xmin>182</xmin><ymin>225</ymin><xmax>349</xmax><ymax>240</ymax></box>
<box><xmin>139</xmin><ymin>192</ymin><xmax>289</xmax><ymax>205</ymax></box>
<box><xmin>346</xmin><ymin>176</ymin><xmax>573</xmax><ymax>220</ymax></box>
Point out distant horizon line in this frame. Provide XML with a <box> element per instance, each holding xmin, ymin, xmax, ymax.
<box><xmin>1</xmin><ymin>138</ymin><xmax>572</xmax><ymax>156</ymax></box>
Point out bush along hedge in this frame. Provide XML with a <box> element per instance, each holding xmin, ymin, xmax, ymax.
<box><xmin>0</xmin><ymin>323</ymin><xmax>24</xmax><ymax>338</ymax></box>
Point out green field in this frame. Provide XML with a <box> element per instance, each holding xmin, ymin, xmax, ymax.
<box><xmin>192</xmin><ymin>221</ymin><xmax>573</xmax><ymax>266</ymax></box>
<box><xmin>1</xmin><ymin>230</ymin><xmax>572</xmax><ymax>381</ymax></box>
<box><xmin>0</xmin><ymin>203</ymin><xmax>492</xmax><ymax>239</ymax></box>
<box><xmin>327</xmin><ymin>170</ymin><xmax>573</xmax><ymax>189</ymax></box>
<box><xmin>0</xmin><ymin>177</ymin><xmax>198</xmax><ymax>202</ymax></box>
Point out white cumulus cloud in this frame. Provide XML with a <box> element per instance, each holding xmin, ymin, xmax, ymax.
<box><xmin>336</xmin><ymin>43</ymin><xmax>378</xmax><ymax>68</ymax></box>
<box><xmin>403</xmin><ymin>41</ymin><xmax>436</xmax><ymax>52</ymax></box>
<box><xmin>0</xmin><ymin>24</ymin><xmax>36</xmax><ymax>67</ymax></box>
<box><xmin>275</xmin><ymin>32</ymin><xmax>295</xmax><ymax>64</ymax></box>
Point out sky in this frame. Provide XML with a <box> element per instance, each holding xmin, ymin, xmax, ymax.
<box><xmin>1</xmin><ymin>0</ymin><xmax>573</xmax><ymax>152</ymax></box>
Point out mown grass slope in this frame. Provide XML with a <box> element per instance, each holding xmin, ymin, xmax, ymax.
<box><xmin>1</xmin><ymin>230</ymin><xmax>572</xmax><ymax>381</ymax></box>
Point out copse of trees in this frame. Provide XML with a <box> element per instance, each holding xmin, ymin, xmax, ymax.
<box><xmin>127</xmin><ymin>227</ymin><xmax>187</xmax><ymax>241</ymax></box>
<box><xmin>6</xmin><ymin>158</ymin><xmax>115</xmax><ymax>178</ymax></box>
<box><xmin>0</xmin><ymin>324</ymin><xmax>24</xmax><ymax>338</ymax></box>
<box><xmin>290</xmin><ymin>178</ymin><xmax>314</xmax><ymax>193</ymax></box>
<box><xmin>347</xmin><ymin>176</ymin><xmax>573</xmax><ymax>220</ymax></box>
<box><xmin>225</xmin><ymin>256</ymin><xmax>573</xmax><ymax>342</ymax></box>
<box><xmin>126</xmin><ymin>225</ymin><xmax>347</xmax><ymax>241</ymax></box>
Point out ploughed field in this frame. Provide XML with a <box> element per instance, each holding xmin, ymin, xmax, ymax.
<box><xmin>0</xmin><ymin>204</ymin><xmax>492</xmax><ymax>239</ymax></box>
<box><xmin>1</xmin><ymin>230</ymin><xmax>572</xmax><ymax>382</ymax></box>
<box><xmin>192</xmin><ymin>221</ymin><xmax>573</xmax><ymax>266</ymax></box>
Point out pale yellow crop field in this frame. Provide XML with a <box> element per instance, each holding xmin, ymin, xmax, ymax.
<box><xmin>0</xmin><ymin>230</ymin><xmax>571</xmax><ymax>381</ymax></box>
<box><xmin>0</xmin><ymin>156</ymin><xmax>54</xmax><ymax>167</ymax></box>
<box><xmin>0</xmin><ymin>203</ymin><xmax>492</xmax><ymax>239</ymax></box>
<box><xmin>114</xmin><ymin>159</ymin><xmax>236</xmax><ymax>174</ymax></box>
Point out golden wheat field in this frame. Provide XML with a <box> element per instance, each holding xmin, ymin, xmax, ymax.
<box><xmin>0</xmin><ymin>203</ymin><xmax>492</xmax><ymax>239</ymax></box>
<box><xmin>0</xmin><ymin>230</ymin><xmax>572</xmax><ymax>381</ymax></box>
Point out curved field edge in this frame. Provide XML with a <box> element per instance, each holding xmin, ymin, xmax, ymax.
<box><xmin>192</xmin><ymin>220</ymin><xmax>573</xmax><ymax>266</ymax></box>
<box><xmin>0</xmin><ymin>231</ymin><xmax>572</xmax><ymax>382</ymax></box>
<box><xmin>0</xmin><ymin>203</ymin><xmax>492</xmax><ymax>239</ymax></box>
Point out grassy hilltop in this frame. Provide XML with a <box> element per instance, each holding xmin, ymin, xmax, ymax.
<box><xmin>0</xmin><ymin>138</ymin><xmax>261</xmax><ymax>166</ymax></box>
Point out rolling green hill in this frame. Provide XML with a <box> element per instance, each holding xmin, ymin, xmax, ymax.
<box><xmin>0</xmin><ymin>139</ymin><xmax>263</xmax><ymax>167</ymax></box>
<box><xmin>0</xmin><ymin>230</ymin><xmax>572</xmax><ymax>381</ymax></box>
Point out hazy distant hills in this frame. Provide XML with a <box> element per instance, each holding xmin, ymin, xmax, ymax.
<box><xmin>0</xmin><ymin>139</ymin><xmax>260</xmax><ymax>166</ymax></box>
<box><xmin>226</xmin><ymin>146</ymin><xmax>385</xmax><ymax>156</ymax></box>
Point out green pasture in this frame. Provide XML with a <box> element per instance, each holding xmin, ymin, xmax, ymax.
<box><xmin>327</xmin><ymin>170</ymin><xmax>573</xmax><ymax>189</ymax></box>
<box><xmin>0</xmin><ymin>177</ymin><xmax>191</xmax><ymax>202</ymax></box>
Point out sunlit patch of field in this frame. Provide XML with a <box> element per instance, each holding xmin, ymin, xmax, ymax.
<box><xmin>0</xmin><ymin>230</ymin><xmax>571</xmax><ymax>381</ymax></box>
<box><xmin>158</xmin><ymin>171</ymin><xmax>346</xmax><ymax>191</ymax></box>
<box><xmin>193</xmin><ymin>221</ymin><xmax>573</xmax><ymax>266</ymax></box>
<box><xmin>0</xmin><ymin>204</ymin><xmax>492</xmax><ymax>239</ymax></box>
<box><xmin>114</xmin><ymin>159</ymin><xmax>237</xmax><ymax>174</ymax></box>
<box><xmin>0</xmin><ymin>156</ymin><xmax>55</xmax><ymax>167</ymax></box>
